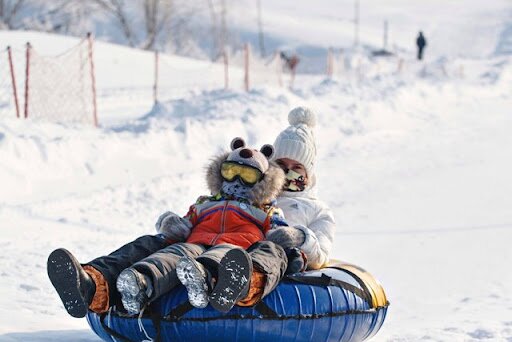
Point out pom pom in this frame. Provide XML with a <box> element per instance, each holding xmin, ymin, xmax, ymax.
<box><xmin>288</xmin><ymin>107</ymin><xmax>316</xmax><ymax>128</ymax></box>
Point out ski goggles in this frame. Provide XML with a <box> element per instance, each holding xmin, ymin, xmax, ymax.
<box><xmin>221</xmin><ymin>161</ymin><xmax>263</xmax><ymax>186</ymax></box>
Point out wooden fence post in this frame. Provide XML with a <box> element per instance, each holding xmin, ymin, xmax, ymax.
<box><xmin>87</xmin><ymin>33</ymin><xmax>98</xmax><ymax>127</ymax></box>
<box><xmin>24</xmin><ymin>42</ymin><xmax>31</xmax><ymax>119</ymax></box>
<box><xmin>7</xmin><ymin>46</ymin><xmax>20</xmax><ymax>119</ymax></box>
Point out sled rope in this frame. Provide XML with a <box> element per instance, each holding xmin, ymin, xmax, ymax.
<box><xmin>100</xmin><ymin>310</ymin><xmax>135</xmax><ymax>342</ymax></box>
<box><xmin>138</xmin><ymin>307</ymin><xmax>153</xmax><ymax>342</ymax></box>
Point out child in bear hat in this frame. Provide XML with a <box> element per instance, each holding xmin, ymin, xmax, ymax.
<box><xmin>210</xmin><ymin>107</ymin><xmax>337</xmax><ymax>311</ymax></box>
<box><xmin>47</xmin><ymin>138</ymin><xmax>289</xmax><ymax>317</ymax></box>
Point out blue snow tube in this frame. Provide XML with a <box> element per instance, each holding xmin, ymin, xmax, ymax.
<box><xmin>87</xmin><ymin>262</ymin><xmax>389</xmax><ymax>342</ymax></box>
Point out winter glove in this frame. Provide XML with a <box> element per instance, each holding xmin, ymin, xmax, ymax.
<box><xmin>284</xmin><ymin>247</ymin><xmax>308</xmax><ymax>274</ymax></box>
<box><xmin>266</xmin><ymin>226</ymin><xmax>306</xmax><ymax>249</ymax></box>
<box><xmin>155</xmin><ymin>211</ymin><xmax>193</xmax><ymax>241</ymax></box>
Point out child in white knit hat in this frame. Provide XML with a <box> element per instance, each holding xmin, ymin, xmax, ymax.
<box><xmin>212</xmin><ymin>107</ymin><xmax>336</xmax><ymax>311</ymax></box>
<box><xmin>266</xmin><ymin>106</ymin><xmax>336</xmax><ymax>270</ymax></box>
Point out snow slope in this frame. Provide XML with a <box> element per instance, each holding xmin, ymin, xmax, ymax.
<box><xmin>1</xmin><ymin>1</ymin><xmax>512</xmax><ymax>341</ymax></box>
<box><xmin>232</xmin><ymin>0</ymin><xmax>511</xmax><ymax>58</ymax></box>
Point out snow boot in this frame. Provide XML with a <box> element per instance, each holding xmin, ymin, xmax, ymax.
<box><xmin>176</xmin><ymin>255</ymin><xmax>211</xmax><ymax>309</ymax></box>
<box><xmin>47</xmin><ymin>248</ymin><xmax>96</xmax><ymax>318</ymax></box>
<box><xmin>116</xmin><ymin>268</ymin><xmax>153</xmax><ymax>315</ymax></box>
<box><xmin>209</xmin><ymin>248</ymin><xmax>252</xmax><ymax>313</ymax></box>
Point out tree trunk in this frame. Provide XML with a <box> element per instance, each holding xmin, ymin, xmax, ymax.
<box><xmin>257</xmin><ymin>0</ymin><xmax>265</xmax><ymax>57</ymax></box>
<box><xmin>208</xmin><ymin>0</ymin><xmax>220</xmax><ymax>60</ymax></box>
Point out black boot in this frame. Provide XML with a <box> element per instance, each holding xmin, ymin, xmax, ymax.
<box><xmin>47</xmin><ymin>248</ymin><xmax>96</xmax><ymax>318</ymax></box>
<box><xmin>210</xmin><ymin>248</ymin><xmax>252</xmax><ymax>313</ymax></box>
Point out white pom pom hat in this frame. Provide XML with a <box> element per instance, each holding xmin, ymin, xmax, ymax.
<box><xmin>272</xmin><ymin>107</ymin><xmax>317</xmax><ymax>177</ymax></box>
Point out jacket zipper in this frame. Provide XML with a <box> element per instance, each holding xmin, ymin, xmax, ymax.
<box><xmin>211</xmin><ymin>200</ymin><xmax>229</xmax><ymax>245</ymax></box>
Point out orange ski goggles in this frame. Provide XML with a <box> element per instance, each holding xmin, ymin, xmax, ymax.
<box><xmin>221</xmin><ymin>161</ymin><xmax>263</xmax><ymax>186</ymax></box>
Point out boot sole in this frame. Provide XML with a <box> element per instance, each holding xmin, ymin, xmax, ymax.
<box><xmin>176</xmin><ymin>256</ymin><xmax>209</xmax><ymax>309</ymax></box>
<box><xmin>116</xmin><ymin>269</ymin><xmax>147</xmax><ymax>315</ymax></box>
<box><xmin>210</xmin><ymin>249</ymin><xmax>252</xmax><ymax>313</ymax></box>
<box><xmin>47</xmin><ymin>248</ymin><xmax>89</xmax><ymax>318</ymax></box>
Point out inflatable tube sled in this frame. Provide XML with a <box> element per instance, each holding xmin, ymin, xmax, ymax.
<box><xmin>87</xmin><ymin>262</ymin><xmax>389</xmax><ymax>342</ymax></box>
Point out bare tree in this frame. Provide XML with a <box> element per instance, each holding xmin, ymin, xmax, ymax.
<box><xmin>157</xmin><ymin>1</ymin><xmax>204</xmax><ymax>56</ymax></box>
<box><xmin>0</xmin><ymin>0</ymin><xmax>26</xmax><ymax>29</ymax></box>
<box><xmin>256</xmin><ymin>0</ymin><xmax>265</xmax><ymax>57</ymax></box>
<box><xmin>0</xmin><ymin>0</ymin><xmax>226</xmax><ymax>59</ymax></box>
<box><xmin>93</xmin><ymin>0</ymin><xmax>136</xmax><ymax>47</ymax></box>
<box><xmin>144</xmin><ymin>0</ymin><xmax>159</xmax><ymax>49</ymax></box>
<box><xmin>92</xmin><ymin>0</ymin><xmax>173</xmax><ymax>50</ymax></box>
<box><xmin>206</xmin><ymin>0</ymin><xmax>229</xmax><ymax>61</ymax></box>
<box><xmin>141</xmin><ymin>0</ymin><xmax>172</xmax><ymax>50</ymax></box>
<box><xmin>220</xmin><ymin>0</ymin><xmax>227</xmax><ymax>50</ymax></box>
<box><xmin>21</xmin><ymin>1</ymin><xmax>97</xmax><ymax>35</ymax></box>
<box><xmin>207</xmin><ymin>0</ymin><xmax>220</xmax><ymax>60</ymax></box>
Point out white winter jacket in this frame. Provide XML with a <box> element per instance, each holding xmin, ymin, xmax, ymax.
<box><xmin>276</xmin><ymin>186</ymin><xmax>335</xmax><ymax>270</ymax></box>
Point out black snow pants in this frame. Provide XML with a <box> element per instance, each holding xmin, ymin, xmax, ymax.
<box><xmin>86</xmin><ymin>234</ymin><xmax>174</xmax><ymax>309</ymax></box>
<box><xmin>87</xmin><ymin>235</ymin><xmax>287</xmax><ymax>309</ymax></box>
<box><xmin>246</xmin><ymin>241</ymin><xmax>288</xmax><ymax>299</ymax></box>
<box><xmin>125</xmin><ymin>241</ymin><xmax>288</xmax><ymax>302</ymax></box>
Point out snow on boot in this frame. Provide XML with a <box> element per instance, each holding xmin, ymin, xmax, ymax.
<box><xmin>210</xmin><ymin>248</ymin><xmax>252</xmax><ymax>313</ymax></box>
<box><xmin>176</xmin><ymin>256</ymin><xmax>210</xmax><ymax>309</ymax></box>
<box><xmin>116</xmin><ymin>268</ymin><xmax>153</xmax><ymax>315</ymax></box>
<box><xmin>47</xmin><ymin>248</ymin><xmax>96</xmax><ymax>318</ymax></box>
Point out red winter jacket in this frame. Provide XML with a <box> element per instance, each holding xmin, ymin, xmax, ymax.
<box><xmin>185</xmin><ymin>198</ymin><xmax>275</xmax><ymax>249</ymax></box>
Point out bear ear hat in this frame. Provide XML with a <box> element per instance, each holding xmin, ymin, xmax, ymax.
<box><xmin>231</xmin><ymin>137</ymin><xmax>246</xmax><ymax>150</ymax></box>
<box><xmin>260</xmin><ymin>144</ymin><xmax>274</xmax><ymax>159</ymax></box>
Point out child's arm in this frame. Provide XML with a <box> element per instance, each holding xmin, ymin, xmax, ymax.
<box><xmin>154</xmin><ymin>196</ymin><xmax>210</xmax><ymax>241</ymax></box>
<box><xmin>155</xmin><ymin>206</ymin><xmax>196</xmax><ymax>241</ymax></box>
<box><xmin>294</xmin><ymin>202</ymin><xmax>335</xmax><ymax>269</ymax></box>
<box><xmin>266</xmin><ymin>226</ymin><xmax>305</xmax><ymax>249</ymax></box>
<box><xmin>265</xmin><ymin>205</ymin><xmax>305</xmax><ymax>249</ymax></box>
<box><xmin>264</xmin><ymin>200</ymin><xmax>335</xmax><ymax>271</ymax></box>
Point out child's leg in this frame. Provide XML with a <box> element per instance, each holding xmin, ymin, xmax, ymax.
<box><xmin>117</xmin><ymin>242</ymin><xmax>206</xmax><ymax>314</ymax></box>
<box><xmin>85</xmin><ymin>234</ymin><xmax>170</xmax><ymax>309</ymax></box>
<box><xmin>47</xmin><ymin>234</ymin><xmax>169</xmax><ymax>317</ymax></box>
<box><xmin>176</xmin><ymin>254</ymin><xmax>213</xmax><ymax>309</ymax></box>
<box><xmin>47</xmin><ymin>248</ymin><xmax>97</xmax><ymax>318</ymax></box>
<box><xmin>177</xmin><ymin>244</ymin><xmax>241</xmax><ymax>309</ymax></box>
<box><xmin>201</xmin><ymin>245</ymin><xmax>253</xmax><ymax>313</ymax></box>
<box><xmin>237</xmin><ymin>241</ymin><xmax>287</xmax><ymax>306</ymax></box>
<box><xmin>195</xmin><ymin>243</ymin><xmax>240</xmax><ymax>278</ymax></box>
<box><xmin>130</xmin><ymin>242</ymin><xmax>207</xmax><ymax>298</ymax></box>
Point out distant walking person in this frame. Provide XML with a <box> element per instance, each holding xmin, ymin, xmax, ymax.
<box><xmin>416</xmin><ymin>31</ymin><xmax>427</xmax><ymax>60</ymax></box>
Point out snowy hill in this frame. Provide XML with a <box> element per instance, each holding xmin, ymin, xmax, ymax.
<box><xmin>1</xmin><ymin>1</ymin><xmax>512</xmax><ymax>341</ymax></box>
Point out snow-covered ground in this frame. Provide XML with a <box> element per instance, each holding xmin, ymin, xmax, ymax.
<box><xmin>1</xmin><ymin>1</ymin><xmax>512</xmax><ymax>341</ymax></box>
